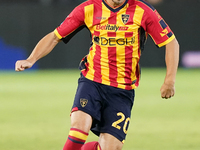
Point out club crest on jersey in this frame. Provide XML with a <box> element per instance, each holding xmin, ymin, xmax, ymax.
<box><xmin>121</xmin><ymin>14</ymin><xmax>130</xmax><ymax>24</ymax></box>
<box><xmin>80</xmin><ymin>98</ymin><xmax>88</xmax><ymax>107</ymax></box>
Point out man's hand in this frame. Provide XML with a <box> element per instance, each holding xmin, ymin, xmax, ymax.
<box><xmin>161</xmin><ymin>38</ymin><xmax>179</xmax><ymax>99</ymax></box>
<box><xmin>15</xmin><ymin>60</ymin><xmax>33</xmax><ymax>71</ymax></box>
<box><xmin>160</xmin><ymin>82</ymin><xmax>175</xmax><ymax>99</ymax></box>
<box><xmin>15</xmin><ymin>32</ymin><xmax>60</xmax><ymax>72</ymax></box>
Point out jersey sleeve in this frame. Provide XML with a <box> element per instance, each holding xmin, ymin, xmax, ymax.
<box><xmin>141</xmin><ymin>6</ymin><xmax>175</xmax><ymax>47</ymax></box>
<box><xmin>54</xmin><ymin>3</ymin><xmax>85</xmax><ymax>42</ymax></box>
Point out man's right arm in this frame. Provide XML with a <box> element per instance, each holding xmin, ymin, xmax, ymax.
<box><xmin>15</xmin><ymin>31</ymin><xmax>60</xmax><ymax>71</ymax></box>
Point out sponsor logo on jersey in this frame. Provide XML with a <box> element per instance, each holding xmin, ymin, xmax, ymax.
<box><xmin>96</xmin><ymin>16</ymin><xmax>107</xmax><ymax>20</ymax></box>
<box><xmin>93</xmin><ymin>36</ymin><xmax>135</xmax><ymax>46</ymax></box>
<box><xmin>96</xmin><ymin>24</ymin><xmax>129</xmax><ymax>32</ymax></box>
<box><xmin>80</xmin><ymin>98</ymin><xmax>88</xmax><ymax>107</ymax></box>
<box><xmin>160</xmin><ymin>28</ymin><xmax>169</xmax><ymax>37</ymax></box>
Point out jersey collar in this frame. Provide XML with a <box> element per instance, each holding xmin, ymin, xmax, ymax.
<box><xmin>102</xmin><ymin>0</ymin><xmax>128</xmax><ymax>12</ymax></box>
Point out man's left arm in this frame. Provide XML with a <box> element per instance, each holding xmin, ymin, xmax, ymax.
<box><xmin>160</xmin><ymin>38</ymin><xmax>179</xmax><ymax>99</ymax></box>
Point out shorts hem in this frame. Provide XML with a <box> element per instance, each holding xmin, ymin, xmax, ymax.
<box><xmin>98</xmin><ymin>129</ymin><xmax>125</xmax><ymax>143</ymax></box>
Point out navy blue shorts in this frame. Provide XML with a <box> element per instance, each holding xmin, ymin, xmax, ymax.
<box><xmin>72</xmin><ymin>74</ymin><xmax>135</xmax><ymax>142</ymax></box>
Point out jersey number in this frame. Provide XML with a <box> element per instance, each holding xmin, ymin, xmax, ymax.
<box><xmin>111</xmin><ymin>112</ymin><xmax>130</xmax><ymax>134</ymax></box>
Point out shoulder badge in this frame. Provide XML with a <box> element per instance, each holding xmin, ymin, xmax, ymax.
<box><xmin>80</xmin><ymin>98</ymin><xmax>88</xmax><ymax>107</ymax></box>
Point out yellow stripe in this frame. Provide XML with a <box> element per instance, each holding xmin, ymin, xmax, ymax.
<box><xmin>69</xmin><ymin>130</ymin><xmax>88</xmax><ymax>141</ymax></box>
<box><xmin>84</xmin><ymin>4</ymin><xmax>95</xmax><ymax>80</ymax></box>
<box><xmin>85</xmin><ymin>48</ymin><xmax>95</xmax><ymax>80</ymax></box>
<box><xmin>116</xmin><ymin>7</ymin><xmax>127</xmax><ymax>88</ymax></box>
<box><xmin>133</xmin><ymin>5</ymin><xmax>144</xmax><ymax>26</ymax></box>
<box><xmin>99</xmin><ymin>4</ymin><xmax>110</xmax><ymax>85</ymax></box>
<box><xmin>54</xmin><ymin>29</ymin><xmax>63</xmax><ymax>39</ymax></box>
<box><xmin>116</xmin><ymin>44</ymin><xmax>126</xmax><ymax>89</ymax></box>
<box><xmin>84</xmin><ymin>4</ymin><xmax>94</xmax><ymax>30</ymax></box>
<box><xmin>131</xmin><ymin>84</ymin><xmax>137</xmax><ymax>89</ymax></box>
<box><xmin>101</xmin><ymin>46</ymin><xmax>110</xmax><ymax>85</ymax></box>
<box><xmin>130</xmin><ymin>5</ymin><xmax>144</xmax><ymax>83</ymax></box>
<box><xmin>157</xmin><ymin>34</ymin><xmax>175</xmax><ymax>47</ymax></box>
<box><xmin>97</xmin><ymin>144</ymin><xmax>101</xmax><ymax>150</ymax></box>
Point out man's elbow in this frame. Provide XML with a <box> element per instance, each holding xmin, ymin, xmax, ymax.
<box><xmin>49</xmin><ymin>31</ymin><xmax>61</xmax><ymax>44</ymax></box>
<box><xmin>166</xmin><ymin>37</ymin><xmax>180</xmax><ymax>52</ymax></box>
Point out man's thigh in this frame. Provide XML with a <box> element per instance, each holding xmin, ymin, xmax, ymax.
<box><xmin>91</xmin><ymin>86</ymin><xmax>135</xmax><ymax>143</ymax></box>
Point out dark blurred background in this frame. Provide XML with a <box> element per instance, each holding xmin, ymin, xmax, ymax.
<box><xmin>0</xmin><ymin>0</ymin><xmax>199</xmax><ymax>70</ymax></box>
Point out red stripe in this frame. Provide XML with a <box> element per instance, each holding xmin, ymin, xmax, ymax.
<box><xmin>124</xmin><ymin>2</ymin><xmax>135</xmax><ymax>90</ymax></box>
<box><xmin>81</xmin><ymin>61</ymin><xmax>89</xmax><ymax>77</ymax></box>
<box><xmin>70</xmin><ymin>128</ymin><xmax>89</xmax><ymax>136</ymax></box>
<box><xmin>124</xmin><ymin>46</ymin><xmax>133</xmax><ymax>90</ymax></box>
<box><xmin>93</xmin><ymin>31</ymin><xmax>102</xmax><ymax>83</ymax></box>
<box><xmin>126</xmin><ymin>1</ymin><xmax>135</xmax><ymax>25</ymax></box>
<box><xmin>108</xmin><ymin>11</ymin><xmax>116</xmax><ymax>24</ymax></box>
<box><xmin>107</xmin><ymin>11</ymin><xmax>117</xmax><ymax>87</ymax></box>
<box><xmin>93</xmin><ymin>45</ymin><xmax>102</xmax><ymax>83</ymax></box>
<box><xmin>125</xmin><ymin>32</ymin><xmax>133</xmax><ymax>37</ymax></box>
<box><xmin>71</xmin><ymin>107</ymin><xmax>78</xmax><ymax>113</ymax></box>
<box><xmin>107</xmin><ymin>32</ymin><xmax>116</xmax><ymax>37</ymax></box>
<box><xmin>93</xmin><ymin>30</ymin><xmax>100</xmax><ymax>36</ymax></box>
<box><xmin>124</xmin><ymin>32</ymin><xmax>134</xmax><ymax>90</ymax></box>
<box><xmin>135</xmin><ymin>29</ymin><xmax>142</xmax><ymax>87</ymax></box>
<box><xmin>93</xmin><ymin>2</ymin><xmax>102</xmax><ymax>25</ymax></box>
<box><xmin>108</xmin><ymin>47</ymin><xmax>118</xmax><ymax>87</ymax></box>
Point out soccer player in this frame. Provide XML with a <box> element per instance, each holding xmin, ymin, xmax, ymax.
<box><xmin>15</xmin><ymin>0</ymin><xmax>179</xmax><ymax>150</ymax></box>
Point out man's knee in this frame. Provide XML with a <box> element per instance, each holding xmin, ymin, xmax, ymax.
<box><xmin>98</xmin><ymin>133</ymin><xmax>123</xmax><ymax>150</ymax></box>
<box><xmin>70</xmin><ymin>110</ymin><xmax>92</xmax><ymax>132</ymax></box>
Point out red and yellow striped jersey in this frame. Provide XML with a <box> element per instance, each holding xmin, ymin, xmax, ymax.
<box><xmin>54</xmin><ymin>0</ymin><xmax>175</xmax><ymax>90</ymax></box>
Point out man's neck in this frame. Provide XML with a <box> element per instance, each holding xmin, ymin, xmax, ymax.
<box><xmin>105</xmin><ymin>0</ymin><xmax>126</xmax><ymax>8</ymax></box>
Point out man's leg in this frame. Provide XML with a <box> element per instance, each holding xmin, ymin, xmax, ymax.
<box><xmin>98</xmin><ymin>133</ymin><xmax>123</xmax><ymax>150</ymax></box>
<box><xmin>62</xmin><ymin>109</ymin><xmax>124</xmax><ymax>150</ymax></box>
<box><xmin>62</xmin><ymin>110</ymin><xmax>92</xmax><ymax>150</ymax></box>
<box><xmin>82</xmin><ymin>133</ymin><xmax>123</xmax><ymax>150</ymax></box>
<box><xmin>81</xmin><ymin>141</ymin><xmax>101</xmax><ymax>150</ymax></box>
<box><xmin>70</xmin><ymin>110</ymin><xmax>92</xmax><ymax>132</ymax></box>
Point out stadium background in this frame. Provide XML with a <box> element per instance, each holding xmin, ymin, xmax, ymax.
<box><xmin>0</xmin><ymin>1</ymin><xmax>200</xmax><ymax>150</ymax></box>
<box><xmin>0</xmin><ymin>0</ymin><xmax>199</xmax><ymax>69</ymax></box>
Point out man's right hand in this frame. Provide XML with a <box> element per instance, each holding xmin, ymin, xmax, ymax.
<box><xmin>15</xmin><ymin>60</ymin><xmax>33</xmax><ymax>71</ymax></box>
<box><xmin>15</xmin><ymin>32</ymin><xmax>60</xmax><ymax>72</ymax></box>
